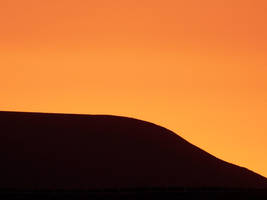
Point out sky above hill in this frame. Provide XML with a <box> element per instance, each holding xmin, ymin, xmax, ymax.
<box><xmin>0</xmin><ymin>0</ymin><xmax>267</xmax><ymax>177</ymax></box>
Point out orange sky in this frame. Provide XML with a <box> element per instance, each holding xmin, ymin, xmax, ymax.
<box><xmin>1</xmin><ymin>0</ymin><xmax>267</xmax><ymax>177</ymax></box>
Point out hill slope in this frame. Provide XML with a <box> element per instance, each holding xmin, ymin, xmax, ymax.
<box><xmin>0</xmin><ymin>111</ymin><xmax>266</xmax><ymax>189</ymax></box>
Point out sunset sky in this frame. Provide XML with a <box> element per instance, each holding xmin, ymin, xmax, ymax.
<box><xmin>1</xmin><ymin>0</ymin><xmax>267</xmax><ymax>177</ymax></box>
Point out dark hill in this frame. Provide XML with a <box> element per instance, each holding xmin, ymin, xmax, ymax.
<box><xmin>0</xmin><ymin>111</ymin><xmax>266</xmax><ymax>190</ymax></box>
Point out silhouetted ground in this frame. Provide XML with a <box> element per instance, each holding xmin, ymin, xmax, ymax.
<box><xmin>0</xmin><ymin>111</ymin><xmax>267</xmax><ymax>199</ymax></box>
<box><xmin>1</xmin><ymin>188</ymin><xmax>267</xmax><ymax>199</ymax></box>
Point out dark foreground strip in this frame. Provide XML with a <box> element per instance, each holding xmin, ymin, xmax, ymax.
<box><xmin>1</xmin><ymin>188</ymin><xmax>267</xmax><ymax>200</ymax></box>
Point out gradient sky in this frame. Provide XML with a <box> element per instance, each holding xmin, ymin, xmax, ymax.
<box><xmin>1</xmin><ymin>0</ymin><xmax>267</xmax><ymax>177</ymax></box>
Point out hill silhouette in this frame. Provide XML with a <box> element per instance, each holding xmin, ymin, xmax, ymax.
<box><xmin>0</xmin><ymin>111</ymin><xmax>266</xmax><ymax>191</ymax></box>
